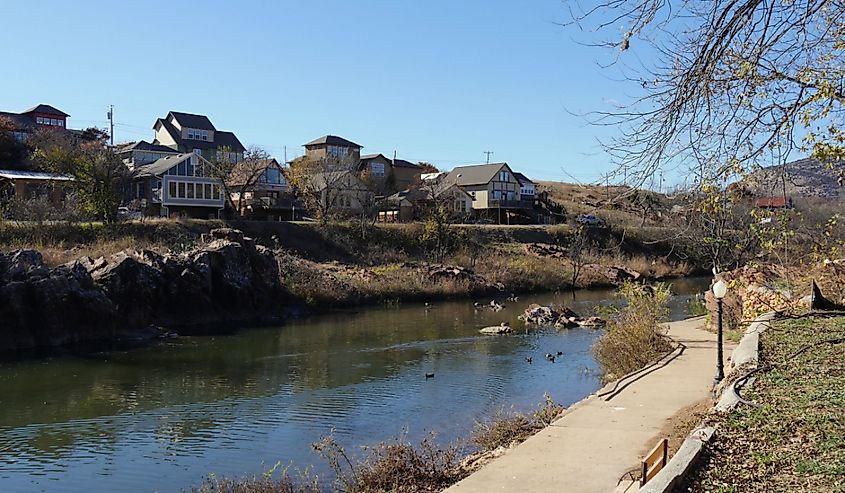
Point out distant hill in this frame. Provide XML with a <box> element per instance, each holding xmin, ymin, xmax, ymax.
<box><xmin>744</xmin><ymin>158</ymin><xmax>845</xmax><ymax>199</ymax></box>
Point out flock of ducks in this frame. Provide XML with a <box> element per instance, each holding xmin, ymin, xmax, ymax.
<box><xmin>425</xmin><ymin>294</ymin><xmax>562</xmax><ymax>379</ymax></box>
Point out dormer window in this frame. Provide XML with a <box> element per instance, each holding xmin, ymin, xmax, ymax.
<box><xmin>187</xmin><ymin>128</ymin><xmax>209</xmax><ymax>141</ymax></box>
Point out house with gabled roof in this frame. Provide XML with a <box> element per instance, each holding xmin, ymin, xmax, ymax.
<box><xmin>0</xmin><ymin>104</ymin><xmax>74</xmax><ymax>141</ymax></box>
<box><xmin>128</xmin><ymin>152</ymin><xmax>224</xmax><ymax>218</ymax></box>
<box><xmin>444</xmin><ymin>162</ymin><xmax>530</xmax><ymax>217</ymax></box>
<box><xmin>113</xmin><ymin>140</ymin><xmax>179</xmax><ymax>169</ymax></box>
<box><xmin>384</xmin><ymin>181</ymin><xmax>472</xmax><ymax>222</ymax></box>
<box><xmin>227</xmin><ymin>158</ymin><xmax>299</xmax><ymax>220</ymax></box>
<box><xmin>153</xmin><ymin>111</ymin><xmax>246</xmax><ymax>164</ymax></box>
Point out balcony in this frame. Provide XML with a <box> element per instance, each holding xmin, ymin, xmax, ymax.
<box><xmin>488</xmin><ymin>199</ymin><xmax>533</xmax><ymax>209</ymax></box>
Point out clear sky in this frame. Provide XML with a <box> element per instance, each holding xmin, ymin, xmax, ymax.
<box><xmin>1</xmin><ymin>0</ymin><xmax>637</xmax><ymax>183</ymax></box>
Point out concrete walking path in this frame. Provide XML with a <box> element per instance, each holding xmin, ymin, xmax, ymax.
<box><xmin>446</xmin><ymin>317</ymin><xmax>721</xmax><ymax>493</ymax></box>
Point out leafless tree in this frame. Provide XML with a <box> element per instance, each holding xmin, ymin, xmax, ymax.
<box><xmin>288</xmin><ymin>154</ymin><xmax>369</xmax><ymax>224</ymax></box>
<box><xmin>565</xmin><ymin>1</ymin><xmax>845</xmax><ymax>188</ymax></box>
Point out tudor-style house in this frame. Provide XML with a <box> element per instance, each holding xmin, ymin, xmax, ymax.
<box><xmin>152</xmin><ymin>111</ymin><xmax>246</xmax><ymax>164</ymax></box>
<box><xmin>444</xmin><ymin>162</ymin><xmax>529</xmax><ymax>214</ymax></box>
<box><xmin>128</xmin><ymin>153</ymin><xmax>224</xmax><ymax>218</ymax></box>
<box><xmin>228</xmin><ymin>158</ymin><xmax>298</xmax><ymax>220</ymax></box>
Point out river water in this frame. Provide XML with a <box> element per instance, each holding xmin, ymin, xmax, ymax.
<box><xmin>0</xmin><ymin>278</ymin><xmax>710</xmax><ymax>493</ymax></box>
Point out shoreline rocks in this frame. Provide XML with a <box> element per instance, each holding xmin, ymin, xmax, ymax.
<box><xmin>521</xmin><ymin>304</ymin><xmax>605</xmax><ymax>329</ymax></box>
<box><xmin>0</xmin><ymin>228</ymin><xmax>290</xmax><ymax>354</ymax></box>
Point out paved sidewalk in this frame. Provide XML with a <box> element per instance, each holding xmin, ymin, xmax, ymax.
<box><xmin>446</xmin><ymin>317</ymin><xmax>720</xmax><ymax>493</ymax></box>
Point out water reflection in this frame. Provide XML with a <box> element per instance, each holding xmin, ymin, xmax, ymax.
<box><xmin>0</xmin><ymin>278</ymin><xmax>709</xmax><ymax>493</ymax></box>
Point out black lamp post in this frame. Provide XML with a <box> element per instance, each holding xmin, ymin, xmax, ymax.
<box><xmin>712</xmin><ymin>279</ymin><xmax>728</xmax><ymax>385</ymax></box>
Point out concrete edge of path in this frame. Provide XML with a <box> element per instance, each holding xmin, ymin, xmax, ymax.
<box><xmin>639</xmin><ymin>311</ymin><xmax>776</xmax><ymax>493</ymax></box>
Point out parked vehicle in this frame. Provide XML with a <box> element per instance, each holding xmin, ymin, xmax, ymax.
<box><xmin>117</xmin><ymin>207</ymin><xmax>144</xmax><ymax>221</ymax></box>
<box><xmin>576</xmin><ymin>213</ymin><xmax>604</xmax><ymax>226</ymax></box>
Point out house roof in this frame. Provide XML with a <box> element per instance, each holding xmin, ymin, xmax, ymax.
<box><xmin>0</xmin><ymin>111</ymin><xmax>35</xmax><ymax>130</ymax></box>
<box><xmin>303</xmin><ymin>135</ymin><xmax>362</xmax><ymax>148</ymax></box>
<box><xmin>168</xmin><ymin>111</ymin><xmax>215</xmax><ymax>130</ymax></box>
<box><xmin>22</xmin><ymin>104</ymin><xmax>69</xmax><ymax>117</ymax></box>
<box><xmin>0</xmin><ymin>169</ymin><xmax>74</xmax><ymax>181</ymax></box>
<box><xmin>361</xmin><ymin>153</ymin><xmax>390</xmax><ymax>161</ymax></box>
<box><xmin>393</xmin><ymin>159</ymin><xmax>422</xmax><ymax>169</ymax></box>
<box><xmin>755</xmin><ymin>196</ymin><xmax>792</xmax><ymax>208</ymax></box>
<box><xmin>387</xmin><ymin>182</ymin><xmax>471</xmax><ymax>204</ymax></box>
<box><xmin>513</xmin><ymin>172</ymin><xmax>534</xmax><ymax>185</ymax></box>
<box><xmin>134</xmin><ymin>153</ymin><xmax>200</xmax><ymax>178</ymax></box>
<box><xmin>113</xmin><ymin>140</ymin><xmax>180</xmax><ymax>154</ymax></box>
<box><xmin>154</xmin><ymin>118</ymin><xmax>245</xmax><ymax>153</ymax></box>
<box><xmin>445</xmin><ymin>162</ymin><xmax>510</xmax><ymax>186</ymax></box>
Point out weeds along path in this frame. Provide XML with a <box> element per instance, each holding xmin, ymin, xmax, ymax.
<box><xmin>445</xmin><ymin>317</ymin><xmax>722</xmax><ymax>493</ymax></box>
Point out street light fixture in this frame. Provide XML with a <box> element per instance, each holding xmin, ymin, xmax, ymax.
<box><xmin>712</xmin><ymin>279</ymin><xmax>728</xmax><ymax>385</ymax></box>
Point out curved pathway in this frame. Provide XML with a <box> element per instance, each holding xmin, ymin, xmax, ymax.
<box><xmin>446</xmin><ymin>317</ymin><xmax>720</xmax><ymax>493</ymax></box>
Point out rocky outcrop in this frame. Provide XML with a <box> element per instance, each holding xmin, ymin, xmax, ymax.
<box><xmin>0</xmin><ymin>229</ymin><xmax>291</xmax><ymax>353</ymax></box>
<box><xmin>520</xmin><ymin>304</ymin><xmax>605</xmax><ymax>329</ymax></box>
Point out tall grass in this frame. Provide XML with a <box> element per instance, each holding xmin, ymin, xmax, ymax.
<box><xmin>593</xmin><ymin>281</ymin><xmax>674</xmax><ymax>380</ymax></box>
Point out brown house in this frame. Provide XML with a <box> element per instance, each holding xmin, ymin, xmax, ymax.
<box><xmin>303</xmin><ymin>135</ymin><xmax>362</xmax><ymax>162</ymax></box>
<box><xmin>0</xmin><ymin>169</ymin><xmax>74</xmax><ymax>204</ymax></box>
<box><xmin>227</xmin><ymin>158</ymin><xmax>298</xmax><ymax>220</ymax></box>
<box><xmin>755</xmin><ymin>196</ymin><xmax>793</xmax><ymax>209</ymax></box>
<box><xmin>391</xmin><ymin>158</ymin><xmax>423</xmax><ymax>191</ymax></box>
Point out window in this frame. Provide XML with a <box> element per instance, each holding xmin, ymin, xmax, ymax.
<box><xmin>370</xmin><ymin>162</ymin><xmax>385</xmax><ymax>177</ymax></box>
<box><xmin>187</xmin><ymin>158</ymin><xmax>196</xmax><ymax>177</ymax></box>
<box><xmin>213</xmin><ymin>185</ymin><xmax>220</xmax><ymax>200</ymax></box>
<box><xmin>136</xmin><ymin>182</ymin><xmax>146</xmax><ymax>199</ymax></box>
<box><xmin>204</xmin><ymin>184</ymin><xmax>212</xmax><ymax>199</ymax></box>
<box><xmin>178</xmin><ymin>182</ymin><xmax>186</xmax><ymax>198</ymax></box>
<box><xmin>57</xmin><ymin>120</ymin><xmax>64</xmax><ymax>127</ymax></box>
<box><xmin>169</xmin><ymin>182</ymin><xmax>177</xmax><ymax>198</ymax></box>
<box><xmin>201</xmin><ymin>130</ymin><xmax>208</xmax><ymax>141</ymax></box>
<box><xmin>36</xmin><ymin>117</ymin><xmax>44</xmax><ymax>124</ymax></box>
<box><xmin>196</xmin><ymin>184</ymin><xmax>204</xmax><ymax>199</ymax></box>
<box><xmin>499</xmin><ymin>171</ymin><xmax>509</xmax><ymax>182</ymax></box>
<box><xmin>328</xmin><ymin>145</ymin><xmax>348</xmax><ymax>158</ymax></box>
<box><xmin>187</xmin><ymin>183</ymin><xmax>195</xmax><ymax>199</ymax></box>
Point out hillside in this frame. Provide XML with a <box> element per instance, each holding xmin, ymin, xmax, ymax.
<box><xmin>743</xmin><ymin>157</ymin><xmax>845</xmax><ymax>199</ymax></box>
<box><xmin>536</xmin><ymin>181</ymin><xmax>681</xmax><ymax>228</ymax></box>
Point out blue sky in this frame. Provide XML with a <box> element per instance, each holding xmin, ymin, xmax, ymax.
<box><xmin>2</xmin><ymin>1</ymin><xmax>639</xmax><ymax>183</ymax></box>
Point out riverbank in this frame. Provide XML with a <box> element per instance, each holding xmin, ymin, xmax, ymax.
<box><xmin>0</xmin><ymin>220</ymin><xmax>701</xmax><ymax>355</ymax></box>
<box><xmin>445</xmin><ymin>316</ymin><xmax>722</xmax><ymax>493</ymax></box>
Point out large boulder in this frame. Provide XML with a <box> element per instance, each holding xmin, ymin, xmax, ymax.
<box><xmin>0</xmin><ymin>229</ymin><xmax>292</xmax><ymax>353</ymax></box>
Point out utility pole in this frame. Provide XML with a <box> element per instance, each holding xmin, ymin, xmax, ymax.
<box><xmin>107</xmin><ymin>105</ymin><xmax>114</xmax><ymax>145</ymax></box>
<box><xmin>284</xmin><ymin>145</ymin><xmax>287</xmax><ymax>163</ymax></box>
<box><xmin>484</xmin><ymin>151</ymin><xmax>493</xmax><ymax>164</ymax></box>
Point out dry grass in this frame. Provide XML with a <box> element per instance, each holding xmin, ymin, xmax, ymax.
<box><xmin>313</xmin><ymin>433</ymin><xmax>467</xmax><ymax>493</ymax></box>
<box><xmin>471</xmin><ymin>395</ymin><xmax>566</xmax><ymax>452</ymax></box>
<box><xmin>593</xmin><ymin>281</ymin><xmax>675</xmax><ymax>380</ymax></box>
